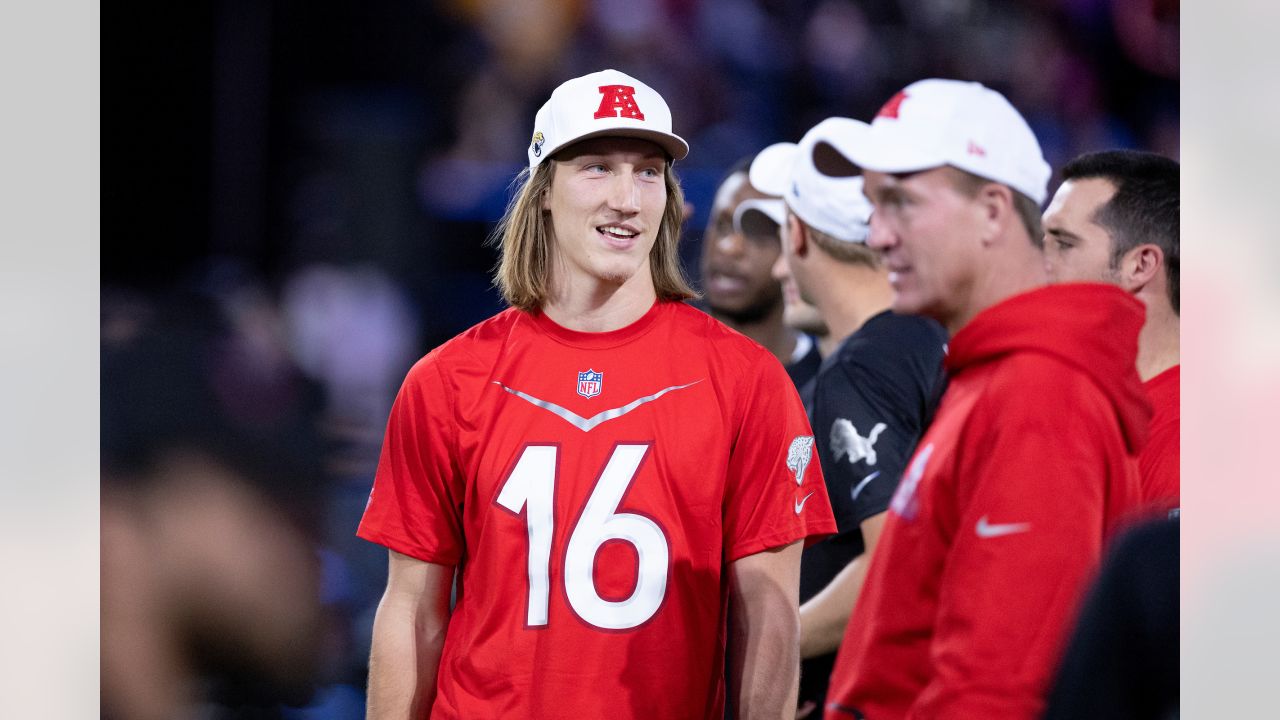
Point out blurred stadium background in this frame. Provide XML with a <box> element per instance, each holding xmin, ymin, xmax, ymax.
<box><xmin>100</xmin><ymin>1</ymin><xmax>1177</xmax><ymax>718</ymax></box>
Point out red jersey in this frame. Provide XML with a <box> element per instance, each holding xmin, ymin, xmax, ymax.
<box><xmin>1140</xmin><ymin>365</ymin><xmax>1180</xmax><ymax>514</ymax></box>
<box><xmin>359</xmin><ymin>300</ymin><xmax>836</xmax><ymax>720</ymax></box>
<box><xmin>824</xmin><ymin>284</ymin><xmax>1150</xmax><ymax>720</ymax></box>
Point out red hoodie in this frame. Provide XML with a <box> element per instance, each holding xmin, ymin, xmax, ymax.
<box><xmin>824</xmin><ymin>283</ymin><xmax>1151</xmax><ymax>720</ymax></box>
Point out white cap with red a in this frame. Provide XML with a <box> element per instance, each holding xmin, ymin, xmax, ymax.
<box><xmin>815</xmin><ymin>79</ymin><xmax>1051</xmax><ymax>205</ymax></box>
<box><xmin>528</xmin><ymin>69</ymin><xmax>689</xmax><ymax>169</ymax></box>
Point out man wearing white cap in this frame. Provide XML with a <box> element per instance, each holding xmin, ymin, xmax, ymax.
<box><xmin>745</xmin><ymin>118</ymin><xmax>948</xmax><ymax>718</ymax></box>
<box><xmin>357</xmin><ymin>69</ymin><xmax>836</xmax><ymax>720</ymax></box>
<box><xmin>815</xmin><ymin>80</ymin><xmax>1151</xmax><ymax>719</ymax></box>
<box><xmin>699</xmin><ymin>159</ymin><xmax>824</xmax><ymax>389</ymax></box>
<box><xmin>731</xmin><ymin>196</ymin><xmax>836</xmax><ymax>382</ymax></box>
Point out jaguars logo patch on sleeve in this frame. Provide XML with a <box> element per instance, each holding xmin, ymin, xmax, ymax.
<box><xmin>786</xmin><ymin>435</ymin><xmax>815</xmax><ymax>485</ymax></box>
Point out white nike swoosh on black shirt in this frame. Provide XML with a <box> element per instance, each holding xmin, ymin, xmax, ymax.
<box><xmin>493</xmin><ymin>380</ymin><xmax>702</xmax><ymax>432</ymax></box>
<box><xmin>850</xmin><ymin>470</ymin><xmax>881</xmax><ymax>501</ymax></box>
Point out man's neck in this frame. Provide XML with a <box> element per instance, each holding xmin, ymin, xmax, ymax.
<box><xmin>815</xmin><ymin>332</ymin><xmax>841</xmax><ymax>357</ymax></box>
<box><xmin>542</xmin><ymin>272</ymin><xmax>658</xmax><ymax>333</ymax></box>
<box><xmin>1137</xmin><ymin>298</ymin><xmax>1180</xmax><ymax>381</ymax></box>
<box><xmin>947</xmin><ymin>240</ymin><xmax>1048</xmax><ymax>335</ymax></box>
<box><xmin>716</xmin><ymin>301</ymin><xmax>799</xmax><ymax>366</ymax></box>
<box><xmin>811</xmin><ymin>263</ymin><xmax>894</xmax><ymax>344</ymax></box>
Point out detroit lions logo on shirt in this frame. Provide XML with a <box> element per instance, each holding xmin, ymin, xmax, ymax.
<box><xmin>831</xmin><ymin>419</ymin><xmax>887</xmax><ymax>466</ymax></box>
<box><xmin>786</xmin><ymin>435</ymin><xmax>815</xmax><ymax>485</ymax></box>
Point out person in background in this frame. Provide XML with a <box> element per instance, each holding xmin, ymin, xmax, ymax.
<box><xmin>1042</xmin><ymin>515</ymin><xmax>1180</xmax><ymax>720</ymax></box>
<box><xmin>701</xmin><ymin>157</ymin><xmax>823</xmax><ymax>388</ymax></box>
<box><xmin>745</xmin><ymin>117</ymin><xmax>948</xmax><ymax>718</ymax></box>
<box><xmin>1042</xmin><ymin>149</ymin><xmax>1180</xmax><ymax>516</ymax></box>
<box><xmin>101</xmin><ymin>292</ymin><xmax>328</xmax><ymax>720</ymax></box>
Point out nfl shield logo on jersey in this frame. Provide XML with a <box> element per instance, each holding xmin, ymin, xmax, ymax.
<box><xmin>577</xmin><ymin>369</ymin><xmax>603</xmax><ymax>399</ymax></box>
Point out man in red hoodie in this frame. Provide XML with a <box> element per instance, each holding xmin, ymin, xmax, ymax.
<box><xmin>813</xmin><ymin>79</ymin><xmax>1151</xmax><ymax>719</ymax></box>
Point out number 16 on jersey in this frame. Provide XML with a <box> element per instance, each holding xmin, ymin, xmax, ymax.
<box><xmin>495</xmin><ymin>443</ymin><xmax>670</xmax><ymax>631</ymax></box>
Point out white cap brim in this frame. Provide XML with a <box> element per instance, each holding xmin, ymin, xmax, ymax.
<box><xmin>733</xmin><ymin>199</ymin><xmax>787</xmax><ymax>238</ymax></box>
<box><xmin>814</xmin><ymin>121</ymin><xmax>940</xmax><ymax>176</ymax></box>
<box><xmin>748</xmin><ymin>143</ymin><xmax>798</xmax><ymax>198</ymax></box>
<box><xmin>541</xmin><ymin>126</ymin><xmax>689</xmax><ymax>166</ymax></box>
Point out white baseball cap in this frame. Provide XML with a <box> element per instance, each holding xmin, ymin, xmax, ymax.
<box><xmin>748</xmin><ymin>117</ymin><xmax>873</xmax><ymax>243</ymax></box>
<box><xmin>528</xmin><ymin>69</ymin><xmax>689</xmax><ymax>169</ymax></box>
<box><xmin>732</xmin><ymin>198</ymin><xmax>787</xmax><ymax>238</ymax></box>
<box><xmin>814</xmin><ymin>79</ymin><xmax>1051</xmax><ymax>205</ymax></box>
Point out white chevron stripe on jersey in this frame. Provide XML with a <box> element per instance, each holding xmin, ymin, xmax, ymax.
<box><xmin>494</xmin><ymin>380</ymin><xmax>702</xmax><ymax>432</ymax></box>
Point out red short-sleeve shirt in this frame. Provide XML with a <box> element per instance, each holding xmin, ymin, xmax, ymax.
<box><xmin>359</xmin><ymin>301</ymin><xmax>835</xmax><ymax>720</ymax></box>
<box><xmin>1140</xmin><ymin>365</ymin><xmax>1180</xmax><ymax>514</ymax></box>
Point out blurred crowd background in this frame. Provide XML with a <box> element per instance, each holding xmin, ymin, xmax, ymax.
<box><xmin>102</xmin><ymin>1</ymin><xmax>1177</xmax><ymax>718</ymax></box>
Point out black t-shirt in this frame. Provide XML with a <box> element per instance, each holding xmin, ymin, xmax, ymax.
<box><xmin>786</xmin><ymin>334</ymin><xmax>824</xmax><ymax>391</ymax></box>
<box><xmin>797</xmin><ymin>310</ymin><xmax>948</xmax><ymax>707</ymax></box>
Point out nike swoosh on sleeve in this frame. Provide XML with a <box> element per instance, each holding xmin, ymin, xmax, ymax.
<box><xmin>974</xmin><ymin>515</ymin><xmax>1032</xmax><ymax>538</ymax></box>
<box><xmin>493</xmin><ymin>380</ymin><xmax>702</xmax><ymax>432</ymax></box>
<box><xmin>795</xmin><ymin>492</ymin><xmax>815</xmax><ymax>514</ymax></box>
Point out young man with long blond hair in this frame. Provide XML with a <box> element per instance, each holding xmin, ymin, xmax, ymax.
<box><xmin>358</xmin><ymin>69</ymin><xmax>835</xmax><ymax>720</ymax></box>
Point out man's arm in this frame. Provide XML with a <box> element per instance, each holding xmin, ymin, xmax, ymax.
<box><xmin>798</xmin><ymin>512</ymin><xmax>886</xmax><ymax>659</ymax></box>
<box><xmin>802</xmin><ymin>325</ymin><xmax>942</xmax><ymax>659</ymax></box>
<box><xmin>728</xmin><ymin>540</ymin><xmax>804</xmax><ymax>720</ymax></box>
<box><xmin>367</xmin><ymin>550</ymin><xmax>454</xmax><ymax>720</ymax></box>
<box><xmin>912</xmin><ymin>386</ymin><xmax>1131</xmax><ymax>719</ymax></box>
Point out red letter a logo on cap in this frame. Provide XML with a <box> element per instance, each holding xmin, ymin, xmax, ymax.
<box><xmin>594</xmin><ymin>85</ymin><xmax>646</xmax><ymax>120</ymax></box>
<box><xmin>877</xmin><ymin>91</ymin><xmax>908</xmax><ymax>119</ymax></box>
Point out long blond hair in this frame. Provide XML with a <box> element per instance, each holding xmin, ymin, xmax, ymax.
<box><xmin>488</xmin><ymin>158</ymin><xmax>697</xmax><ymax>311</ymax></box>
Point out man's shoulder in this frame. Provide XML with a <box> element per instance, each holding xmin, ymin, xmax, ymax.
<box><xmin>670</xmin><ymin>301</ymin><xmax>782</xmax><ymax>364</ymax></box>
<box><xmin>412</xmin><ymin>307</ymin><xmax>526</xmax><ymax>373</ymax></box>
<box><xmin>970</xmin><ymin>352</ymin><xmax>1113</xmax><ymax>423</ymax></box>
<box><xmin>980</xmin><ymin>349</ymin><xmax>1090</xmax><ymax>390</ymax></box>
<box><xmin>858</xmin><ymin>311</ymin><xmax>948</xmax><ymax>345</ymax></box>
<box><xmin>668</xmin><ymin>300</ymin><xmax>752</xmax><ymax>338</ymax></box>
<box><xmin>841</xmin><ymin>313</ymin><xmax>945</xmax><ymax>361</ymax></box>
<box><xmin>827</xmin><ymin>312</ymin><xmax>947</xmax><ymax>383</ymax></box>
<box><xmin>1144</xmin><ymin>365</ymin><xmax>1180</xmax><ymax>422</ymax></box>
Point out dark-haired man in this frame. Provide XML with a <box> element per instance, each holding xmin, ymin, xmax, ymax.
<box><xmin>1043</xmin><ymin>149</ymin><xmax>1180</xmax><ymax>515</ymax></box>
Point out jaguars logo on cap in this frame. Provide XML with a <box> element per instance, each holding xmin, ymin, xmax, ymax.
<box><xmin>531</xmin><ymin>131</ymin><xmax>545</xmax><ymax>158</ymax></box>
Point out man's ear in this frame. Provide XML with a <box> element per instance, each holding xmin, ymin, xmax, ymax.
<box><xmin>976</xmin><ymin>183</ymin><xmax>1016</xmax><ymax>246</ymax></box>
<box><xmin>787</xmin><ymin>214</ymin><xmax>810</xmax><ymax>258</ymax></box>
<box><xmin>1120</xmin><ymin>243</ymin><xmax>1163</xmax><ymax>293</ymax></box>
